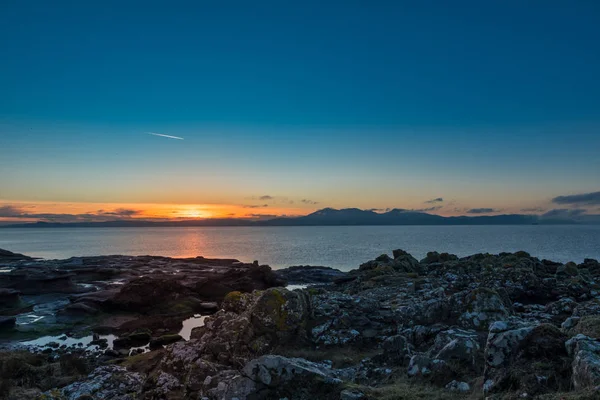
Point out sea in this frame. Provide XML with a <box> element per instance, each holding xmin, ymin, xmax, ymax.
<box><xmin>1</xmin><ymin>225</ymin><xmax>599</xmax><ymax>271</ymax></box>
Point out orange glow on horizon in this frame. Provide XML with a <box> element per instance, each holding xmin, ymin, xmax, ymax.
<box><xmin>0</xmin><ymin>200</ymin><xmax>310</xmax><ymax>223</ymax></box>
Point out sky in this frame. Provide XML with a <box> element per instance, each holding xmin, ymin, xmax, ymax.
<box><xmin>1</xmin><ymin>1</ymin><xmax>599</xmax><ymax>223</ymax></box>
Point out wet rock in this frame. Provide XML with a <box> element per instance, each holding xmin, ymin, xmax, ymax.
<box><xmin>0</xmin><ymin>269</ymin><xmax>81</xmax><ymax>295</ymax></box>
<box><xmin>0</xmin><ymin>315</ymin><xmax>16</xmax><ymax>330</ymax></box>
<box><xmin>0</xmin><ymin>248</ymin><xmax>33</xmax><ymax>262</ymax></box>
<box><xmin>0</xmin><ymin>288</ymin><xmax>22</xmax><ymax>309</ymax></box>
<box><xmin>109</xmin><ymin>277</ymin><xmax>193</xmax><ymax>312</ymax></box>
<box><xmin>149</xmin><ymin>334</ymin><xmax>183</xmax><ymax>349</ymax></box>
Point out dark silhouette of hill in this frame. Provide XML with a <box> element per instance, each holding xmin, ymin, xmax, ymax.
<box><xmin>0</xmin><ymin>207</ymin><xmax>581</xmax><ymax>227</ymax></box>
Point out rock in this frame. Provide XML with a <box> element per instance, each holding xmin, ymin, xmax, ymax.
<box><xmin>275</xmin><ymin>265</ymin><xmax>347</xmax><ymax>284</ymax></box>
<box><xmin>0</xmin><ymin>248</ymin><xmax>33</xmax><ymax>261</ymax></box>
<box><xmin>408</xmin><ymin>354</ymin><xmax>432</xmax><ymax>377</ymax></box>
<box><xmin>459</xmin><ymin>288</ymin><xmax>511</xmax><ymax>330</ymax></box>
<box><xmin>378</xmin><ymin>335</ymin><xmax>410</xmax><ymax>364</ymax></box>
<box><xmin>57</xmin><ymin>302</ymin><xmax>100</xmax><ymax>319</ymax></box>
<box><xmin>556</xmin><ymin>262</ymin><xmax>579</xmax><ymax>278</ymax></box>
<box><xmin>127</xmin><ymin>331</ymin><xmax>151</xmax><ymax>346</ymax></box>
<box><xmin>430</xmin><ymin>328</ymin><xmax>482</xmax><ymax>372</ymax></box>
<box><xmin>445</xmin><ymin>380</ymin><xmax>470</xmax><ymax>392</ymax></box>
<box><xmin>113</xmin><ymin>337</ymin><xmax>132</xmax><ymax>349</ymax></box>
<box><xmin>339</xmin><ymin>389</ymin><xmax>366</xmax><ymax>399</ymax></box>
<box><xmin>0</xmin><ymin>315</ymin><xmax>16</xmax><ymax>330</ymax></box>
<box><xmin>561</xmin><ymin>316</ymin><xmax>581</xmax><ymax>331</ymax></box>
<box><xmin>390</xmin><ymin>250</ymin><xmax>422</xmax><ymax>274</ymax></box>
<box><xmin>0</xmin><ymin>269</ymin><xmax>80</xmax><ymax>294</ymax></box>
<box><xmin>566</xmin><ymin>315</ymin><xmax>600</xmax><ymax>339</ymax></box>
<box><xmin>149</xmin><ymin>334</ymin><xmax>183</xmax><ymax>349</ymax></box>
<box><xmin>110</xmin><ymin>277</ymin><xmax>192</xmax><ymax>312</ymax></box>
<box><xmin>420</xmin><ymin>251</ymin><xmax>459</xmax><ymax>264</ymax></box>
<box><xmin>0</xmin><ymin>288</ymin><xmax>22</xmax><ymax>309</ymax></box>
<box><xmin>484</xmin><ymin>324</ymin><xmax>571</xmax><ymax>395</ymax></box>
<box><xmin>565</xmin><ymin>334</ymin><xmax>600</xmax><ymax>389</ymax></box>
<box><xmin>206</xmin><ymin>355</ymin><xmax>343</xmax><ymax>399</ymax></box>
<box><xmin>45</xmin><ymin>366</ymin><xmax>145</xmax><ymax>400</ymax></box>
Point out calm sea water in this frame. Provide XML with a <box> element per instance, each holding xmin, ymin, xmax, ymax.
<box><xmin>0</xmin><ymin>225</ymin><xmax>599</xmax><ymax>271</ymax></box>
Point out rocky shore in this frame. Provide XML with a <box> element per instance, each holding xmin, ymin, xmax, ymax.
<box><xmin>2</xmin><ymin>248</ymin><xmax>600</xmax><ymax>399</ymax></box>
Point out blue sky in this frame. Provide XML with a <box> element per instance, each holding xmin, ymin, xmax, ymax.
<box><xmin>1</xmin><ymin>1</ymin><xmax>599</xmax><ymax>220</ymax></box>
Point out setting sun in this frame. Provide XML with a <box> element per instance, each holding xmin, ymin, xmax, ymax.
<box><xmin>181</xmin><ymin>210</ymin><xmax>209</xmax><ymax>219</ymax></box>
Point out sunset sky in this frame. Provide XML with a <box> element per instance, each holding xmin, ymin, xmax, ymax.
<box><xmin>1</xmin><ymin>1</ymin><xmax>599</xmax><ymax>224</ymax></box>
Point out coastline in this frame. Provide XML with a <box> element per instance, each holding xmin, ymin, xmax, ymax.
<box><xmin>1</xmin><ymin>248</ymin><xmax>600</xmax><ymax>399</ymax></box>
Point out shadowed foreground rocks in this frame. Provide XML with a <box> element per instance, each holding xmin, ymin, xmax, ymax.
<box><xmin>3</xmin><ymin>249</ymin><xmax>600</xmax><ymax>399</ymax></box>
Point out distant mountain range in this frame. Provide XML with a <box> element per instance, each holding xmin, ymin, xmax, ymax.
<box><xmin>2</xmin><ymin>207</ymin><xmax>595</xmax><ymax>228</ymax></box>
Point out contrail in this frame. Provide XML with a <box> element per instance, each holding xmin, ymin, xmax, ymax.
<box><xmin>146</xmin><ymin>132</ymin><xmax>184</xmax><ymax>140</ymax></box>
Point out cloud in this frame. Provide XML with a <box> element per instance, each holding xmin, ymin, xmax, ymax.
<box><xmin>244</xmin><ymin>214</ymin><xmax>280</xmax><ymax>221</ymax></box>
<box><xmin>242</xmin><ymin>204</ymin><xmax>269</xmax><ymax>208</ymax></box>
<box><xmin>466</xmin><ymin>208</ymin><xmax>497</xmax><ymax>214</ymax></box>
<box><xmin>103</xmin><ymin>208</ymin><xmax>140</xmax><ymax>216</ymax></box>
<box><xmin>425</xmin><ymin>197</ymin><xmax>444</xmax><ymax>204</ymax></box>
<box><xmin>552</xmin><ymin>191</ymin><xmax>600</xmax><ymax>205</ymax></box>
<box><xmin>520</xmin><ymin>207</ymin><xmax>546</xmax><ymax>213</ymax></box>
<box><xmin>414</xmin><ymin>206</ymin><xmax>443</xmax><ymax>212</ymax></box>
<box><xmin>0</xmin><ymin>205</ymin><xmax>22</xmax><ymax>217</ymax></box>
<box><xmin>259</xmin><ymin>195</ymin><xmax>274</xmax><ymax>201</ymax></box>
<box><xmin>542</xmin><ymin>208</ymin><xmax>588</xmax><ymax>218</ymax></box>
<box><xmin>0</xmin><ymin>204</ymin><xmax>143</xmax><ymax>223</ymax></box>
<box><xmin>300</xmin><ymin>199</ymin><xmax>319</xmax><ymax>205</ymax></box>
<box><xmin>146</xmin><ymin>132</ymin><xmax>184</xmax><ymax>140</ymax></box>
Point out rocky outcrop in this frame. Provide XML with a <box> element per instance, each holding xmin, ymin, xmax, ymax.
<box><xmin>484</xmin><ymin>323</ymin><xmax>571</xmax><ymax>395</ymax></box>
<box><xmin>5</xmin><ymin>248</ymin><xmax>600</xmax><ymax>400</ymax></box>
<box><xmin>275</xmin><ymin>265</ymin><xmax>347</xmax><ymax>284</ymax></box>
<box><xmin>0</xmin><ymin>248</ymin><xmax>33</xmax><ymax>262</ymax></box>
<box><xmin>204</xmin><ymin>355</ymin><xmax>344</xmax><ymax>400</ymax></box>
<box><xmin>566</xmin><ymin>334</ymin><xmax>600</xmax><ymax>389</ymax></box>
<box><xmin>44</xmin><ymin>366</ymin><xmax>145</xmax><ymax>400</ymax></box>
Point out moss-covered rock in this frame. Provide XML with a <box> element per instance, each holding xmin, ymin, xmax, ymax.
<box><xmin>568</xmin><ymin>316</ymin><xmax>600</xmax><ymax>339</ymax></box>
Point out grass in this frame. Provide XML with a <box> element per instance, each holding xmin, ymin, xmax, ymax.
<box><xmin>351</xmin><ymin>380</ymin><xmax>475</xmax><ymax>400</ymax></box>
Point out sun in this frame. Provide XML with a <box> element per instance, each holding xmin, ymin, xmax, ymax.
<box><xmin>180</xmin><ymin>210</ymin><xmax>209</xmax><ymax>219</ymax></box>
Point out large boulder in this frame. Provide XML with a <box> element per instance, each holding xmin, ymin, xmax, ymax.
<box><xmin>194</xmin><ymin>287</ymin><xmax>311</xmax><ymax>364</ymax></box>
<box><xmin>565</xmin><ymin>334</ymin><xmax>600</xmax><ymax>389</ymax></box>
<box><xmin>391</xmin><ymin>249</ymin><xmax>422</xmax><ymax>274</ymax></box>
<box><xmin>458</xmin><ymin>288</ymin><xmax>511</xmax><ymax>330</ymax></box>
<box><xmin>0</xmin><ymin>316</ymin><xmax>16</xmax><ymax>330</ymax></box>
<box><xmin>0</xmin><ymin>288</ymin><xmax>21</xmax><ymax>310</ymax></box>
<box><xmin>109</xmin><ymin>277</ymin><xmax>199</xmax><ymax>314</ymax></box>
<box><xmin>566</xmin><ymin>315</ymin><xmax>600</xmax><ymax>339</ymax></box>
<box><xmin>429</xmin><ymin>328</ymin><xmax>482</xmax><ymax>372</ymax></box>
<box><xmin>0</xmin><ymin>248</ymin><xmax>33</xmax><ymax>262</ymax></box>
<box><xmin>484</xmin><ymin>323</ymin><xmax>571</xmax><ymax>395</ymax></box>
<box><xmin>44</xmin><ymin>366</ymin><xmax>145</xmax><ymax>400</ymax></box>
<box><xmin>202</xmin><ymin>355</ymin><xmax>343</xmax><ymax>400</ymax></box>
